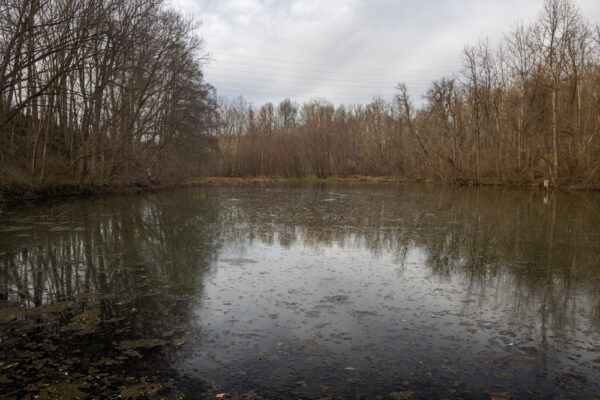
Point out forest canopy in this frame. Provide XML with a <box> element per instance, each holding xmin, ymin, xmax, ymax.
<box><xmin>0</xmin><ymin>0</ymin><xmax>218</xmax><ymax>191</ymax></box>
<box><xmin>1</xmin><ymin>0</ymin><xmax>599</xmax><ymax>193</ymax></box>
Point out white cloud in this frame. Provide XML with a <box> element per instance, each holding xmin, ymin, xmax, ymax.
<box><xmin>223</xmin><ymin>0</ymin><xmax>263</xmax><ymax>15</ymax></box>
<box><xmin>168</xmin><ymin>0</ymin><xmax>600</xmax><ymax>106</ymax></box>
<box><xmin>289</xmin><ymin>0</ymin><xmax>318</xmax><ymax>16</ymax></box>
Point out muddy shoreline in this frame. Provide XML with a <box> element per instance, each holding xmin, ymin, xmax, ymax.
<box><xmin>2</xmin><ymin>175</ymin><xmax>596</xmax><ymax>205</ymax></box>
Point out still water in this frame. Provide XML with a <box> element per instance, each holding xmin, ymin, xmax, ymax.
<box><xmin>1</xmin><ymin>183</ymin><xmax>600</xmax><ymax>399</ymax></box>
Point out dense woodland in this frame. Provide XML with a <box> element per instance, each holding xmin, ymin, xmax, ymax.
<box><xmin>0</xmin><ymin>0</ymin><xmax>218</xmax><ymax>192</ymax></box>
<box><xmin>217</xmin><ymin>0</ymin><xmax>600</xmax><ymax>188</ymax></box>
<box><xmin>1</xmin><ymin>0</ymin><xmax>600</xmax><ymax>194</ymax></box>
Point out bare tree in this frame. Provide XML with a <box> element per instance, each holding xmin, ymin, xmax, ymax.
<box><xmin>534</xmin><ymin>0</ymin><xmax>583</xmax><ymax>181</ymax></box>
<box><xmin>0</xmin><ymin>0</ymin><xmax>217</xmax><ymax>191</ymax></box>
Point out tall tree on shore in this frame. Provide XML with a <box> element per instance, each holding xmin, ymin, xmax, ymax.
<box><xmin>0</xmin><ymin>0</ymin><xmax>217</xmax><ymax>189</ymax></box>
<box><xmin>534</xmin><ymin>0</ymin><xmax>583</xmax><ymax>182</ymax></box>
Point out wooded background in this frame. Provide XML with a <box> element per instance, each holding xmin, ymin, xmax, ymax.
<box><xmin>2</xmin><ymin>0</ymin><xmax>599</xmax><ymax>191</ymax></box>
<box><xmin>217</xmin><ymin>0</ymin><xmax>600</xmax><ymax>188</ymax></box>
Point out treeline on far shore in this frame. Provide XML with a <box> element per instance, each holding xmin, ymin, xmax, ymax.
<box><xmin>216</xmin><ymin>0</ymin><xmax>600</xmax><ymax>189</ymax></box>
<box><xmin>2</xmin><ymin>0</ymin><xmax>600</xmax><ymax>199</ymax></box>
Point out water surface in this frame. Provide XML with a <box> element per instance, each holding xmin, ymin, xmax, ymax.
<box><xmin>1</xmin><ymin>183</ymin><xmax>599</xmax><ymax>399</ymax></box>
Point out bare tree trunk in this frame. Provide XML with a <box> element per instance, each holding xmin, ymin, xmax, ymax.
<box><xmin>552</xmin><ymin>87</ymin><xmax>559</xmax><ymax>181</ymax></box>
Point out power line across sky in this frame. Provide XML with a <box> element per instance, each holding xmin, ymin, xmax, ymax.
<box><xmin>209</xmin><ymin>52</ymin><xmax>460</xmax><ymax>74</ymax></box>
<box><xmin>169</xmin><ymin>0</ymin><xmax>600</xmax><ymax>106</ymax></box>
<box><xmin>204</xmin><ymin>52</ymin><xmax>459</xmax><ymax>105</ymax></box>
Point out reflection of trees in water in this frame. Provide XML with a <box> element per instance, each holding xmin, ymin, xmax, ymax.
<box><xmin>215</xmin><ymin>184</ymin><xmax>600</xmax><ymax>331</ymax></box>
<box><xmin>1</xmin><ymin>184</ymin><xmax>599</xmax><ymax>396</ymax></box>
<box><xmin>422</xmin><ymin>188</ymin><xmax>600</xmax><ymax>335</ymax></box>
<box><xmin>1</xmin><ymin>189</ymin><xmax>219</xmax><ymax>307</ymax></box>
<box><xmin>0</xmin><ymin>189</ymin><xmax>220</xmax><ymax>398</ymax></box>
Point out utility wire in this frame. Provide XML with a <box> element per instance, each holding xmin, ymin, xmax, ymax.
<box><xmin>206</xmin><ymin>66</ymin><xmax>442</xmax><ymax>82</ymax></box>
<box><xmin>207</xmin><ymin>60</ymin><xmax>456</xmax><ymax>77</ymax></box>
<box><xmin>216</xmin><ymin>88</ymin><xmax>392</xmax><ymax>103</ymax></box>
<box><xmin>211</xmin><ymin>81</ymin><xmax>399</xmax><ymax>96</ymax></box>
<box><xmin>215</xmin><ymin>86</ymin><xmax>403</xmax><ymax>101</ymax></box>
<box><xmin>211</xmin><ymin>36</ymin><xmax>464</xmax><ymax>58</ymax></box>
<box><xmin>212</xmin><ymin>52</ymin><xmax>459</xmax><ymax>73</ymax></box>
<box><xmin>209</xmin><ymin>74</ymin><xmax>431</xmax><ymax>89</ymax></box>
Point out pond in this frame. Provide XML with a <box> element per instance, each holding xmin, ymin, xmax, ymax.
<box><xmin>1</xmin><ymin>183</ymin><xmax>600</xmax><ymax>399</ymax></box>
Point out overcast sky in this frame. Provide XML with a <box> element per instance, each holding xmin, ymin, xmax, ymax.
<box><xmin>168</xmin><ymin>0</ymin><xmax>600</xmax><ymax>107</ymax></box>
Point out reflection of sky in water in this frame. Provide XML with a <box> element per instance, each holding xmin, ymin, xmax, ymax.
<box><xmin>188</xmin><ymin>209</ymin><xmax>600</xmax><ymax>398</ymax></box>
<box><xmin>1</xmin><ymin>184</ymin><xmax>600</xmax><ymax>398</ymax></box>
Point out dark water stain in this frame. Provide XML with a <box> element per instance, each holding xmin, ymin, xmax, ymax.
<box><xmin>1</xmin><ymin>183</ymin><xmax>600</xmax><ymax>399</ymax></box>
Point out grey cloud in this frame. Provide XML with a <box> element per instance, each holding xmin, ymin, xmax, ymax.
<box><xmin>169</xmin><ymin>0</ymin><xmax>600</xmax><ymax>106</ymax></box>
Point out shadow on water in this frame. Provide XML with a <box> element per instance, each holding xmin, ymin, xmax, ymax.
<box><xmin>1</xmin><ymin>183</ymin><xmax>600</xmax><ymax>399</ymax></box>
<box><xmin>0</xmin><ymin>190</ymin><xmax>221</xmax><ymax>398</ymax></box>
